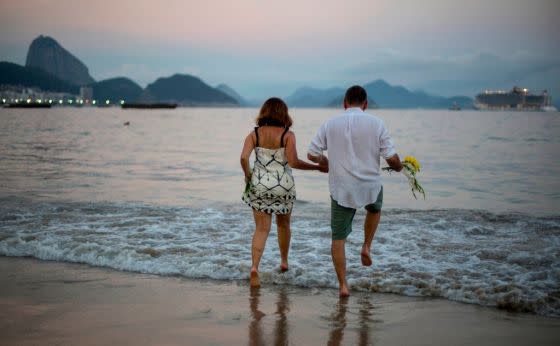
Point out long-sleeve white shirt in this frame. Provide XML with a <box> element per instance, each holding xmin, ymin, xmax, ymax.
<box><xmin>308</xmin><ymin>107</ymin><xmax>396</xmax><ymax>209</ymax></box>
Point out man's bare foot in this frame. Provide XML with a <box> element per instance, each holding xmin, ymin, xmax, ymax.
<box><xmin>339</xmin><ymin>284</ymin><xmax>350</xmax><ymax>297</ymax></box>
<box><xmin>280</xmin><ymin>262</ymin><xmax>289</xmax><ymax>272</ymax></box>
<box><xmin>250</xmin><ymin>269</ymin><xmax>260</xmax><ymax>288</ymax></box>
<box><xmin>361</xmin><ymin>247</ymin><xmax>372</xmax><ymax>266</ymax></box>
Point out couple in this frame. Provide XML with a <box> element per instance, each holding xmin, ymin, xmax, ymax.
<box><xmin>240</xmin><ymin>85</ymin><xmax>403</xmax><ymax>297</ymax></box>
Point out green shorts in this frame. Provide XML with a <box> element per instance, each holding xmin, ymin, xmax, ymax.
<box><xmin>330</xmin><ymin>187</ymin><xmax>383</xmax><ymax>240</ymax></box>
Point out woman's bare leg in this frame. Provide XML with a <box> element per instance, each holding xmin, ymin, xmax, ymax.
<box><xmin>251</xmin><ymin>209</ymin><xmax>273</xmax><ymax>287</ymax></box>
<box><xmin>275</xmin><ymin>213</ymin><xmax>292</xmax><ymax>272</ymax></box>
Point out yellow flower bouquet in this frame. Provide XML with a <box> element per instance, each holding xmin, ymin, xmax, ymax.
<box><xmin>383</xmin><ymin>156</ymin><xmax>425</xmax><ymax>199</ymax></box>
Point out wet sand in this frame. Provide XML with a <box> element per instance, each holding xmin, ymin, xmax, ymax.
<box><xmin>1</xmin><ymin>257</ymin><xmax>559</xmax><ymax>345</ymax></box>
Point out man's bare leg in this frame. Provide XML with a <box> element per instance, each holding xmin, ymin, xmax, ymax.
<box><xmin>276</xmin><ymin>213</ymin><xmax>291</xmax><ymax>272</ymax></box>
<box><xmin>251</xmin><ymin>210</ymin><xmax>272</xmax><ymax>287</ymax></box>
<box><xmin>332</xmin><ymin>239</ymin><xmax>349</xmax><ymax>297</ymax></box>
<box><xmin>361</xmin><ymin>211</ymin><xmax>381</xmax><ymax>266</ymax></box>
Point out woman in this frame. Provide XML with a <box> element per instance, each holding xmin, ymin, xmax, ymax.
<box><xmin>240</xmin><ymin>97</ymin><xmax>327</xmax><ymax>287</ymax></box>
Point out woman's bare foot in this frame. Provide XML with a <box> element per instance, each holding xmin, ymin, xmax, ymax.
<box><xmin>280</xmin><ymin>262</ymin><xmax>289</xmax><ymax>272</ymax></box>
<box><xmin>250</xmin><ymin>268</ymin><xmax>260</xmax><ymax>288</ymax></box>
<box><xmin>339</xmin><ymin>283</ymin><xmax>350</xmax><ymax>297</ymax></box>
<box><xmin>361</xmin><ymin>246</ymin><xmax>372</xmax><ymax>266</ymax></box>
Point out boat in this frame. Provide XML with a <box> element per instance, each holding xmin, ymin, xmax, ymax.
<box><xmin>449</xmin><ymin>102</ymin><xmax>461</xmax><ymax>111</ymax></box>
<box><xmin>474</xmin><ymin>87</ymin><xmax>553</xmax><ymax>111</ymax></box>
<box><xmin>121</xmin><ymin>103</ymin><xmax>177</xmax><ymax>109</ymax></box>
<box><xmin>4</xmin><ymin>103</ymin><xmax>51</xmax><ymax>108</ymax></box>
<box><xmin>541</xmin><ymin>105</ymin><xmax>558</xmax><ymax>112</ymax></box>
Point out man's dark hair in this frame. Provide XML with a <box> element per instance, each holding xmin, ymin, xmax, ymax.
<box><xmin>344</xmin><ymin>85</ymin><xmax>367</xmax><ymax>105</ymax></box>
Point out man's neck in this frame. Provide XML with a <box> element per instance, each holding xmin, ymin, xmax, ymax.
<box><xmin>345</xmin><ymin>106</ymin><xmax>365</xmax><ymax>111</ymax></box>
<box><xmin>344</xmin><ymin>102</ymin><xmax>366</xmax><ymax>111</ymax></box>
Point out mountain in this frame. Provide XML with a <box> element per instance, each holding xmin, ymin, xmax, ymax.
<box><xmin>139</xmin><ymin>74</ymin><xmax>238</xmax><ymax>106</ymax></box>
<box><xmin>89</xmin><ymin>77</ymin><xmax>142</xmax><ymax>103</ymax></box>
<box><xmin>0</xmin><ymin>61</ymin><xmax>79</xmax><ymax>94</ymax></box>
<box><xmin>284</xmin><ymin>80</ymin><xmax>473</xmax><ymax>109</ymax></box>
<box><xmin>285</xmin><ymin>87</ymin><xmax>345</xmax><ymax>107</ymax></box>
<box><xmin>363</xmin><ymin>80</ymin><xmax>473</xmax><ymax>109</ymax></box>
<box><xmin>216</xmin><ymin>84</ymin><xmax>248</xmax><ymax>106</ymax></box>
<box><xmin>25</xmin><ymin>35</ymin><xmax>94</xmax><ymax>86</ymax></box>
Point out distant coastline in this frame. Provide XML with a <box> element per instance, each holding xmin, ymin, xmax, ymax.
<box><xmin>1</xmin><ymin>35</ymin><xmax>557</xmax><ymax>111</ymax></box>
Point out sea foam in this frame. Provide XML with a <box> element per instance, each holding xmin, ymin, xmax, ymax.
<box><xmin>1</xmin><ymin>198</ymin><xmax>559</xmax><ymax>317</ymax></box>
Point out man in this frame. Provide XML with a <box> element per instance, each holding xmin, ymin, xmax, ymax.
<box><xmin>307</xmin><ymin>85</ymin><xmax>403</xmax><ymax>297</ymax></box>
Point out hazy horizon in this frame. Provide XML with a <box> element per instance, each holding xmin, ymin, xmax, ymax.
<box><xmin>1</xmin><ymin>0</ymin><xmax>559</xmax><ymax>100</ymax></box>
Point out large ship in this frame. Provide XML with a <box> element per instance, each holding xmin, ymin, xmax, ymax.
<box><xmin>474</xmin><ymin>87</ymin><xmax>556</xmax><ymax>111</ymax></box>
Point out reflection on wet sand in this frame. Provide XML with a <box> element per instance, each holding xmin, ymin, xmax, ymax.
<box><xmin>249</xmin><ymin>288</ymin><xmax>376</xmax><ymax>345</ymax></box>
<box><xmin>249</xmin><ymin>287</ymin><xmax>291</xmax><ymax>346</ymax></box>
<box><xmin>249</xmin><ymin>287</ymin><xmax>265</xmax><ymax>346</ymax></box>
<box><xmin>327</xmin><ymin>295</ymin><xmax>375</xmax><ymax>346</ymax></box>
<box><xmin>327</xmin><ymin>297</ymin><xmax>348</xmax><ymax>346</ymax></box>
<box><xmin>357</xmin><ymin>296</ymin><xmax>374</xmax><ymax>346</ymax></box>
<box><xmin>274</xmin><ymin>287</ymin><xmax>290</xmax><ymax>346</ymax></box>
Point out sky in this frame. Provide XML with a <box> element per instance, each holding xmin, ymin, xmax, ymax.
<box><xmin>0</xmin><ymin>0</ymin><xmax>559</xmax><ymax>100</ymax></box>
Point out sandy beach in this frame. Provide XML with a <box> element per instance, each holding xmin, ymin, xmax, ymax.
<box><xmin>0</xmin><ymin>257</ymin><xmax>558</xmax><ymax>345</ymax></box>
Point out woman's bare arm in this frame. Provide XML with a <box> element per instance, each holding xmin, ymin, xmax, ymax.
<box><xmin>240</xmin><ymin>133</ymin><xmax>255</xmax><ymax>181</ymax></box>
<box><xmin>285</xmin><ymin>132</ymin><xmax>327</xmax><ymax>172</ymax></box>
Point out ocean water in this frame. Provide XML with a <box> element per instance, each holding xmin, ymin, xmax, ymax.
<box><xmin>0</xmin><ymin>107</ymin><xmax>559</xmax><ymax>317</ymax></box>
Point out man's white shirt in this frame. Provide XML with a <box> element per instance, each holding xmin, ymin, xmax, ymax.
<box><xmin>308</xmin><ymin>107</ymin><xmax>396</xmax><ymax>209</ymax></box>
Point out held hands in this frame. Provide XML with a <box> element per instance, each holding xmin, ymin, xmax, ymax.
<box><xmin>307</xmin><ymin>153</ymin><xmax>329</xmax><ymax>173</ymax></box>
<box><xmin>316</xmin><ymin>154</ymin><xmax>329</xmax><ymax>173</ymax></box>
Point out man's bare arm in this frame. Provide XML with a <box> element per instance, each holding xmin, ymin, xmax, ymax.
<box><xmin>385</xmin><ymin>154</ymin><xmax>403</xmax><ymax>172</ymax></box>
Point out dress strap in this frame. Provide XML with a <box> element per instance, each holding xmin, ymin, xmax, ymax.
<box><xmin>254</xmin><ymin>127</ymin><xmax>259</xmax><ymax>147</ymax></box>
<box><xmin>280</xmin><ymin>127</ymin><xmax>289</xmax><ymax>147</ymax></box>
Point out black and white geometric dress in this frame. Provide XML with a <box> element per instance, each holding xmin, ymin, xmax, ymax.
<box><xmin>242</xmin><ymin>127</ymin><xmax>296</xmax><ymax>214</ymax></box>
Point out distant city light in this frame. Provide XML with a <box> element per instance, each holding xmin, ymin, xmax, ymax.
<box><xmin>120</xmin><ymin>100</ymin><xmax>125</xmax><ymax>105</ymax></box>
<box><xmin>49</xmin><ymin>99</ymin><xmax>53</xmax><ymax>104</ymax></box>
<box><xmin>27</xmin><ymin>99</ymin><xmax>31</xmax><ymax>103</ymax></box>
<box><xmin>79</xmin><ymin>100</ymin><xmax>84</xmax><ymax>104</ymax></box>
<box><xmin>105</xmin><ymin>100</ymin><xmax>110</xmax><ymax>105</ymax></box>
<box><xmin>59</xmin><ymin>100</ymin><xmax>63</xmax><ymax>104</ymax></box>
<box><xmin>92</xmin><ymin>100</ymin><xmax>97</xmax><ymax>105</ymax></box>
<box><xmin>1</xmin><ymin>99</ymin><xmax>5</xmax><ymax>103</ymax></box>
<box><xmin>37</xmin><ymin>99</ymin><xmax>42</xmax><ymax>103</ymax></box>
<box><xmin>15</xmin><ymin>99</ymin><xmax>20</xmax><ymax>103</ymax></box>
<box><xmin>69</xmin><ymin>100</ymin><xmax>73</xmax><ymax>104</ymax></box>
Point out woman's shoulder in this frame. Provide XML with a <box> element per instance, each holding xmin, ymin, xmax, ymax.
<box><xmin>245</xmin><ymin>130</ymin><xmax>257</xmax><ymax>142</ymax></box>
<box><xmin>246</xmin><ymin>129</ymin><xmax>257</xmax><ymax>137</ymax></box>
<box><xmin>283</xmin><ymin>129</ymin><xmax>296</xmax><ymax>143</ymax></box>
